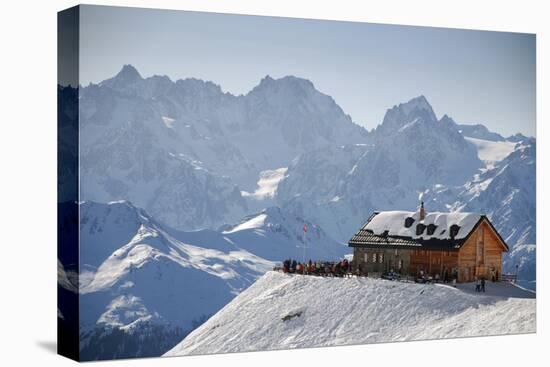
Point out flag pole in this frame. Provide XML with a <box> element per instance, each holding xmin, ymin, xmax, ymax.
<box><xmin>303</xmin><ymin>223</ymin><xmax>307</xmax><ymax>274</ymax></box>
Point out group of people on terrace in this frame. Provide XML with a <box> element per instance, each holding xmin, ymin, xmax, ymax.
<box><xmin>280</xmin><ymin>259</ymin><xmax>353</xmax><ymax>277</ymax></box>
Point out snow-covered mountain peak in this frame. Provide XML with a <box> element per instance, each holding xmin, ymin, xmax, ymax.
<box><xmin>439</xmin><ymin>113</ymin><xmax>454</xmax><ymax>123</ymax></box>
<box><xmin>399</xmin><ymin>95</ymin><xmax>434</xmax><ymax>116</ymax></box>
<box><xmin>377</xmin><ymin>95</ymin><xmax>438</xmax><ymax>135</ymax></box>
<box><xmin>118</xmin><ymin>64</ymin><xmax>142</xmax><ymax>79</ymax></box>
<box><xmin>461</xmin><ymin>124</ymin><xmax>505</xmax><ymax>141</ymax></box>
<box><xmin>101</xmin><ymin>64</ymin><xmax>143</xmax><ymax>89</ymax></box>
<box><xmin>258</xmin><ymin>74</ymin><xmax>274</xmax><ymax>86</ymax></box>
<box><xmin>365</xmin><ymin>96</ymin><xmax>482</xmax><ymax>185</ymax></box>
<box><xmin>507</xmin><ymin>132</ymin><xmax>531</xmax><ymax>143</ymax></box>
<box><xmin>174</xmin><ymin>77</ymin><xmax>224</xmax><ymax>96</ymax></box>
<box><xmin>249</xmin><ymin>75</ymin><xmax>317</xmax><ymax>100</ymax></box>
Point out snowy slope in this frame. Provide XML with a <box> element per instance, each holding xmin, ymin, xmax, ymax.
<box><xmin>166</xmin><ymin>272</ymin><xmax>535</xmax><ymax>356</ymax></box>
<box><xmin>507</xmin><ymin>244</ymin><xmax>536</xmax><ymax>282</ymax></box>
<box><xmin>77</xmin><ymin>201</ymin><xmax>274</xmax><ymax>359</ymax></box>
<box><xmin>77</xmin><ymin>200</ymin><xmax>349</xmax><ymax>359</ymax></box>
<box><xmin>453</xmin><ymin>140</ymin><xmax>536</xmax><ymax>260</ymax></box>
<box><xmin>420</xmin><ymin>139</ymin><xmax>536</xmax><ymax>279</ymax></box>
<box><xmin>220</xmin><ymin>207</ymin><xmax>349</xmax><ymax>261</ymax></box>
<box><xmin>242</xmin><ymin>168</ymin><xmax>287</xmax><ymax>201</ymax></box>
<box><xmin>455</xmin><ymin>122</ymin><xmax>505</xmax><ymax>142</ymax></box>
<box><xmin>465</xmin><ymin>137</ymin><xmax>518</xmax><ymax>167</ymax></box>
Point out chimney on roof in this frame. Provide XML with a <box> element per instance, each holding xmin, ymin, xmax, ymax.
<box><xmin>419</xmin><ymin>201</ymin><xmax>426</xmax><ymax>221</ymax></box>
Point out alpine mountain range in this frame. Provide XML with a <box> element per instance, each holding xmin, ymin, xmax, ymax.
<box><xmin>58</xmin><ymin>64</ymin><xmax>535</xmax><ymax>360</ymax></box>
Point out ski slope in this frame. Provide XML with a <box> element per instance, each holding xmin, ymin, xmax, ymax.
<box><xmin>166</xmin><ymin>272</ymin><xmax>535</xmax><ymax>356</ymax></box>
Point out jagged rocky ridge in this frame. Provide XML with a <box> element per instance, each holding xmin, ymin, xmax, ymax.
<box><xmin>73</xmin><ymin>65</ymin><xmax>535</xmax><ymax>278</ymax></box>
<box><xmin>78</xmin><ymin>65</ymin><xmax>368</xmax><ymax>230</ymax></box>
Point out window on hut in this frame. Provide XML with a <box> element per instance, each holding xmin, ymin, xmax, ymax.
<box><xmin>379</xmin><ymin>253</ymin><xmax>384</xmax><ymax>263</ymax></box>
<box><xmin>450</xmin><ymin>224</ymin><xmax>460</xmax><ymax>239</ymax></box>
<box><xmin>372</xmin><ymin>253</ymin><xmax>377</xmax><ymax>263</ymax></box>
<box><xmin>404</xmin><ymin>217</ymin><xmax>415</xmax><ymax>228</ymax></box>
<box><xmin>427</xmin><ymin>224</ymin><xmax>437</xmax><ymax>236</ymax></box>
<box><xmin>416</xmin><ymin>223</ymin><xmax>426</xmax><ymax>236</ymax></box>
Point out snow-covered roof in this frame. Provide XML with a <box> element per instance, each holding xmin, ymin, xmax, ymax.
<box><xmin>349</xmin><ymin>210</ymin><xmax>486</xmax><ymax>250</ymax></box>
<box><xmin>365</xmin><ymin>211</ymin><xmax>481</xmax><ymax>240</ymax></box>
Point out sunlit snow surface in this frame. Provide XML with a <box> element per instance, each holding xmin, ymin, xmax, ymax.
<box><xmin>241</xmin><ymin>168</ymin><xmax>288</xmax><ymax>201</ymax></box>
<box><xmin>365</xmin><ymin>210</ymin><xmax>480</xmax><ymax>240</ymax></box>
<box><xmin>465</xmin><ymin>137</ymin><xmax>518</xmax><ymax>167</ymax></box>
<box><xmin>166</xmin><ymin>272</ymin><xmax>535</xmax><ymax>356</ymax></box>
<box><xmin>77</xmin><ymin>201</ymin><xmax>348</xmax><ymax>335</ymax></box>
<box><xmin>223</xmin><ymin>214</ymin><xmax>268</xmax><ymax>234</ymax></box>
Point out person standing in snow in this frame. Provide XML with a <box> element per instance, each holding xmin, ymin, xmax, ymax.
<box><xmin>481</xmin><ymin>278</ymin><xmax>486</xmax><ymax>292</ymax></box>
<box><xmin>475</xmin><ymin>278</ymin><xmax>481</xmax><ymax>292</ymax></box>
<box><xmin>355</xmin><ymin>262</ymin><xmax>362</xmax><ymax>277</ymax></box>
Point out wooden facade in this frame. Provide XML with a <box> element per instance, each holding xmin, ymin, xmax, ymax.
<box><xmin>349</xmin><ymin>213</ymin><xmax>508</xmax><ymax>283</ymax></box>
<box><xmin>455</xmin><ymin>220</ymin><xmax>506</xmax><ymax>282</ymax></box>
<box><xmin>409</xmin><ymin>249</ymin><xmax>459</xmax><ymax>280</ymax></box>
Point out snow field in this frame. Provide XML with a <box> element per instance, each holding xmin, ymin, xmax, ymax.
<box><xmin>166</xmin><ymin>271</ymin><xmax>535</xmax><ymax>356</ymax></box>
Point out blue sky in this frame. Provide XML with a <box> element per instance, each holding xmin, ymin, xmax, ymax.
<box><xmin>79</xmin><ymin>5</ymin><xmax>536</xmax><ymax>137</ymax></box>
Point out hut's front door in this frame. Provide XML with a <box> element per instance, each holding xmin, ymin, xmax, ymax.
<box><xmin>462</xmin><ymin>267</ymin><xmax>469</xmax><ymax>282</ymax></box>
<box><xmin>462</xmin><ymin>267</ymin><xmax>474</xmax><ymax>282</ymax></box>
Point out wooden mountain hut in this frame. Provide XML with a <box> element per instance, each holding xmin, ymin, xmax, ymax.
<box><xmin>348</xmin><ymin>203</ymin><xmax>508</xmax><ymax>282</ymax></box>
